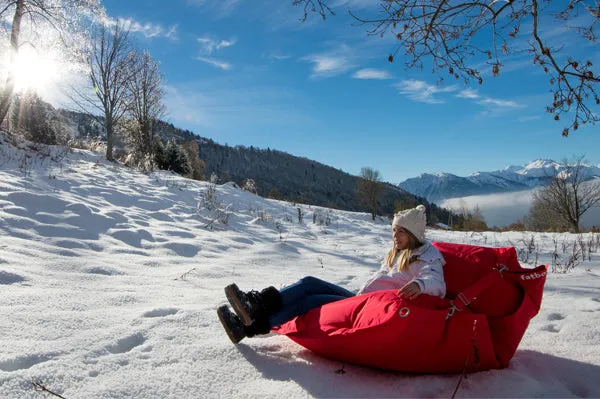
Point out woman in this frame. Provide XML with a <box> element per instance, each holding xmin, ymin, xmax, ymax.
<box><xmin>217</xmin><ymin>204</ymin><xmax>446</xmax><ymax>344</ymax></box>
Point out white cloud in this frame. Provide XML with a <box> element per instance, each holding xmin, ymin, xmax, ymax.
<box><xmin>352</xmin><ymin>68</ymin><xmax>392</xmax><ymax>80</ymax></box>
<box><xmin>267</xmin><ymin>53</ymin><xmax>292</xmax><ymax>60</ymax></box>
<box><xmin>121</xmin><ymin>18</ymin><xmax>163</xmax><ymax>38</ymax></box>
<box><xmin>302</xmin><ymin>45</ymin><xmax>358</xmax><ymax>78</ymax></box>
<box><xmin>197</xmin><ymin>36</ymin><xmax>236</xmax><ymax>54</ymax></box>
<box><xmin>394</xmin><ymin>79</ymin><xmax>457</xmax><ymax>104</ymax></box>
<box><xmin>477</xmin><ymin>98</ymin><xmax>522</xmax><ymax>108</ymax></box>
<box><xmin>196</xmin><ymin>56</ymin><xmax>232</xmax><ymax>70</ymax></box>
<box><xmin>456</xmin><ymin>89</ymin><xmax>480</xmax><ymax>99</ymax></box>
<box><xmin>474</xmin><ymin>97</ymin><xmax>526</xmax><ymax>118</ymax></box>
<box><xmin>195</xmin><ymin>36</ymin><xmax>235</xmax><ymax>70</ymax></box>
<box><xmin>102</xmin><ymin>16</ymin><xmax>178</xmax><ymax>40</ymax></box>
<box><xmin>311</xmin><ymin>56</ymin><xmax>347</xmax><ymax>75</ymax></box>
<box><xmin>456</xmin><ymin>87</ymin><xmax>526</xmax><ymax>116</ymax></box>
<box><xmin>166</xmin><ymin>25</ymin><xmax>179</xmax><ymax>41</ymax></box>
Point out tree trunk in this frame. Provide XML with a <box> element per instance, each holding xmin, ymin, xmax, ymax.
<box><xmin>572</xmin><ymin>220</ymin><xmax>580</xmax><ymax>233</ymax></box>
<box><xmin>142</xmin><ymin>119</ymin><xmax>152</xmax><ymax>155</ymax></box>
<box><xmin>105</xmin><ymin>116</ymin><xmax>114</xmax><ymax>161</ymax></box>
<box><xmin>371</xmin><ymin>204</ymin><xmax>375</xmax><ymax>220</ymax></box>
<box><xmin>371</xmin><ymin>196</ymin><xmax>377</xmax><ymax>220</ymax></box>
<box><xmin>0</xmin><ymin>0</ymin><xmax>25</xmax><ymax>127</ymax></box>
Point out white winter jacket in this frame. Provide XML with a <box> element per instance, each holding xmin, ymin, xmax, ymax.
<box><xmin>358</xmin><ymin>241</ymin><xmax>446</xmax><ymax>297</ymax></box>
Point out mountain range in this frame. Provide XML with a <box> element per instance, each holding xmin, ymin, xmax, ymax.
<box><xmin>398</xmin><ymin>160</ymin><xmax>600</xmax><ymax>203</ymax></box>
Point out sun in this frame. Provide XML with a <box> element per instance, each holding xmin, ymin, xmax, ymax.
<box><xmin>11</xmin><ymin>47</ymin><xmax>60</xmax><ymax>93</ymax></box>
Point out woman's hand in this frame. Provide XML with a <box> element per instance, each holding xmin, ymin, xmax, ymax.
<box><xmin>397</xmin><ymin>282</ymin><xmax>421</xmax><ymax>300</ymax></box>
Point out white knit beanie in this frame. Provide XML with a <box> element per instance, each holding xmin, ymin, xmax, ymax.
<box><xmin>392</xmin><ymin>204</ymin><xmax>427</xmax><ymax>242</ymax></box>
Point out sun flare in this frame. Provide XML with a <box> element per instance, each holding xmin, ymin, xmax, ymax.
<box><xmin>11</xmin><ymin>47</ymin><xmax>60</xmax><ymax>93</ymax></box>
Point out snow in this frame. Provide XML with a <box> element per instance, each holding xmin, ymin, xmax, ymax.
<box><xmin>513</xmin><ymin>159</ymin><xmax>600</xmax><ymax>180</ymax></box>
<box><xmin>1</xmin><ymin>135</ymin><xmax>600</xmax><ymax>398</ymax></box>
<box><xmin>466</xmin><ymin>171</ymin><xmax>528</xmax><ymax>188</ymax></box>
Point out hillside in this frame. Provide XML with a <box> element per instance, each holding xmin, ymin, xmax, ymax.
<box><xmin>59</xmin><ymin>112</ymin><xmax>454</xmax><ymax>223</ymax></box>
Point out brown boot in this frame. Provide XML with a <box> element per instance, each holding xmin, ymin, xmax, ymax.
<box><xmin>224</xmin><ymin>284</ymin><xmax>282</xmax><ymax>326</ymax></box>
<box><xmin>217</xmin><ymin>305</ymin><xmax>246</xmax><ymax>344</ymax></box>
<box><xmin>217</xmin><ymin>305</ymin><xmax>272</xmax><ymax>345</ymax></box>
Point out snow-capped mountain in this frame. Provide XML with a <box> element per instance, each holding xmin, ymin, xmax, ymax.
<box><xmin>399</xmin><ymin>159</ymin><xmax>600</xmax><ymax>202</ymax></box>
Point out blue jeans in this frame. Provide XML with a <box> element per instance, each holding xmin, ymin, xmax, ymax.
<box><xmin>268</xmin><ymin>276</ymin><xmax>355</xmax><ymax>327</ymax></box>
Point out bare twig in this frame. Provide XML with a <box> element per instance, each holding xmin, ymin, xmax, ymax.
<box><xmin>292</xmin><ymin>0</ymin><xmax>335</xmax><ymax>21</ymax></box>
<box><xmin>174</xmin><ymin>267</ymin><xmax>197</xmax><ymax>281</ymax></box>
<box><xmin>452</xmin><ymin>319</ymin><xmax>480</xmax><ymax>399</ymax></box>
<box><xmin>31</xmin><ymin>378</ymin><xmax>67</xmax><ymax>399</ymax></box>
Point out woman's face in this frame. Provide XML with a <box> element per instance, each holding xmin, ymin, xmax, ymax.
<box><xmin>392</xmin><ymin>226</ymin><xmax>412</xmax><ymax>250</ymax></box>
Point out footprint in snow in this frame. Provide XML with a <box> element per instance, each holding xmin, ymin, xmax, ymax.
<box><xmin>0</xmin><ymin>354</ymin><xmax>54</xmax><ymax>372</ymax></box>
<box><xmin>547</xmin><ymin>312</ymin><xmax>565</xmax><ymax>321</ymax></box>
<box><xmin>86</xmin><ymin>266</ymin><xmax>122</xmax><ymax>276</ymax></box>
<box><xmin>142</xmin><ymin>308</ymin><xmax>179</xmax><ymax>318</ymax></box>
<box><xmin>0</xmin><ymin>270</ymin><xmax>25</xmax><ymax>285</ymax></box>
<box><xmin>105</xmin><ymin>333</ymin><xmax>146</xmax><ymax>354</ymax></box>
<box><xmin>162</xmin><ymin>242</ymin><xmax>201</xmax><ymax>257</ymax></box>
<box><xmin>231</xmin><ymin>237</ymin><xmax>253</xmax><ymax>245</ymax></box>
<box><xmin>261</xmin><ymin>344</ymin><xmax>284</xmax><ymax>352</ymax></box>
<box><xmin>542</xmin><ymin>324</ymin><xmax>561</xmax><ymax>333</ymax></box>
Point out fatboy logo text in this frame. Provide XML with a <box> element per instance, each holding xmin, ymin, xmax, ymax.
<box><xmin>521</xmin><ymin>271</ymin><xmax>547</xmax><ymax>281</ymax></box>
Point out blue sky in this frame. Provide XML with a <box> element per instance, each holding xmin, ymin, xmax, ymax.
<box><xmin>95</xmin><ymin>1</ymin><xmax>600</xmax><ymax>183</ymax></box>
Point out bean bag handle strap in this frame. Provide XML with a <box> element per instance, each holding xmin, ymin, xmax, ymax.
<box><xmin>447</xmin><ymin>265</ymin><xmax>508</xmax><ymax>319</ymax></box>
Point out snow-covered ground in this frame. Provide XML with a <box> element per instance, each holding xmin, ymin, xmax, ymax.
<box><xmin>1</xmin><ymin>135</ymin><xmax>599</xmax><ymax>398</ymax></box>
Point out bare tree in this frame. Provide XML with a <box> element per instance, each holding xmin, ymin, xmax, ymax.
<box><xmin>357</xmin><ymin>166</ymin><xmax>384</xmax><ymax>220</ymax></box>
<box><xmin>532</xmin><ymin>156</ymin><xmax>600</xmax><ymax>232</ymax></box>
<box><xmin>293</xmin><ymin>0</ymin><xmax>599</xmax><ymax>136</ymax></box>
<box><xmin>126</xmin><ymin>49</ymin><xmax>166</xmax><ymax>157</ymax></box>
<box><xmin>459</xmin><ymin>204</ymin><xmax>488</xmax><ymax>232</ymax></box>
<box><xmin>71</xmin><ymin>22</ymin><xmax>134</xmax><ymax>161</ymax></box>
<box><xmin>0</xmin><ymin>0</ymin><xmax>100</xmax><ymax>127</ymax></box>
<box><xmin>526</xmin><ymin>194</ymin><xmax>570</xmax><ymax>231</ymax></box>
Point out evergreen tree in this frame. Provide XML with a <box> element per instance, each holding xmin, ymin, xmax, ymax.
<box><xmin>164</xmin><ymin>140</ymin><xmax>178</xmax><ymax>171</ymax></box>
<box><xmin>11</xmin><ymin>91</ymin><xmax>57</xmax><ymax>145</ymax></box>
<box><xmin>153</xmin><ymin>137</ymin><xmax>167</xmax><ymax>170</ymax></box>
<box><xmin>164</xmin><ymin>140</ymin><xmax>191</xmax><ymax>175</ymax></box>
<box><xmin>177</xmin><ymin>146</ymin><xmax>192</xmax><ymax>176</ymax></box>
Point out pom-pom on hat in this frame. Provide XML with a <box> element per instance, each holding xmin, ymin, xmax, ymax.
<box><xmin>392</xmin><ymin>205</ymin><xmax>427</xmax><ymax>242</ymax></box>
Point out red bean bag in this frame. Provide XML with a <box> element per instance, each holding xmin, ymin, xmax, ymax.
<box><xmin>273</xmin><ymin>242</ymin><xmax>547</xmax><ymax>373</ymax></box>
